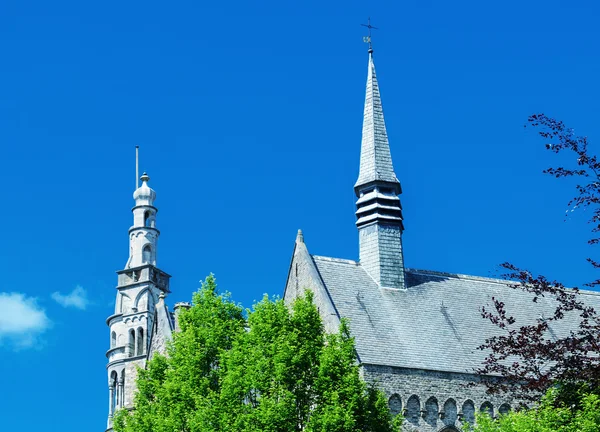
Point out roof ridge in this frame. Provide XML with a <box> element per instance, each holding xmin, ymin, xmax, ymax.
<box><xmin>311</xmin><ymin>255</ymin><xmax>359</xmax><ymax>265</ymax></box>
<box><xmin>406</xmin><ymin>268</ymin><xmax>509</xmax><ymax>285</ymax></box>
<box><xmin>308</xmin><ymin>260</ymin><xmax>600</xmax><ymax>296</ymax></box>
<box><xmin>407</xmin><ymin>268</ymin><xmax>600</xmax><ymax>296</ymax></box>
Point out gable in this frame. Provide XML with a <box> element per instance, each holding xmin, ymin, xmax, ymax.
<box><xmin>283</xmin><ymin>240</ymin><xmax>341</xmax><ymax>334</ymax></box>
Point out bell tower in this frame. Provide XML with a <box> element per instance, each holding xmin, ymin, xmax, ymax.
<box><xmin>355</xmin><ymin>47</ymin><xmax>405</xmax><ymax>289</ymax></box>
<box><xmin>105</xmin><ymin>172</ymin><xmax>171</xmax><ymax>431</ymax></box>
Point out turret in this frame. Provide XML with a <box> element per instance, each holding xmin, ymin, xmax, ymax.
<box><xmin>105</xmin><ymin>172</ymin><xmax>171</xmax><ymax>431</ymax></box>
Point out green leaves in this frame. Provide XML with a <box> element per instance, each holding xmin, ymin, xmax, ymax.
<box><xmin>114</xmin><ymin>276</ymin><xmax>400</xmax><ymax>432</ymax></box>
<box><xmin>309</xmin><ymin>320</ymin><xmax>393</xmax><ymax>432</ymax></box>
<box><xmin>469</xmin><ymin>389</ymin><xmax>600</xmax><ymax>432</ymax></box>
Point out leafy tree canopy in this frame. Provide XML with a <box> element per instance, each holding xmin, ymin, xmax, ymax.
<box><xmin>114</xmin><ymin>275</ymin><xmax>400</xmax><ymax>432</ymax></box>
<box><xmin>468</xmin><ymin>389</ymin><xmax>600</xmax><ymax>432</ymax></box>
<box><xmin>477</xmin><ymin>114</ymin><xmax>600</xmax><ymax>406</ymax></box>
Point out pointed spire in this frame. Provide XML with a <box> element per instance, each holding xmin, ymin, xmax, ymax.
<box><xmin>354</xmin><ymin>49</ymin><xmax>405</xmax><ymax>289</ymax></box>
<box><xmin>354</xmin><ymin>51</ymin><xmax>400</xmax><ymax>195</ymax></box>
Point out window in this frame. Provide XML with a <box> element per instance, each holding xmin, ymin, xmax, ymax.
<box><xmin>388</xmin><ymin>394</ymin><xmax>402</xmax><ymax>416</ymax></box>
<box><xmin>480</xmin><ymin>401</ymin><xmax>494</xmax><ymax>418</ymax></box>
<box><xmin>142</xmin><ymin>245</ymin><xmax>152</xmax><ymax>264</ymax></box>
<box><xmin>111</xmin><ymin>331</ymin><xmax>116</xmax><ymax>348</ymax></box>
<box><xmin>462</xmin><ymin>400</ymin><xmax>475</xmax><ymax>425</ymax></box>
<box><xmin>128</xmin><ymin>329</ymin><xmax>135</xmax><ymax>357</ymax></box>
<box><xmin>110</xmin><ymin>371</ymin><xmax>118</xmax><ymax>415</ymax></box>
<box><xmin>136</xmin><ymin>327</ymin><xmax>144</xmax><ymax>356</ymax></box>
<box><xmin>144</xmin><ymin>211</ymin><xmax>152</xmax><ymax>227</ymax></box>
<box><xmin>425</xmin><ymin>397</ymin><xmax>438</xmax><ymax>426</ymax></box>
<box><xmin>443</xmin><ymin>398</ymin><xmax>458</xmax><ymax>425</ymax></box>
<box><xmin>406</xmin><ymin>395</ymin><xmax>420</xmax><ymax>426</ymax></box>
<box><xmin>499</xmin><ymin>403</ymin><xmax>511</xmax><ymax>415</ymax></box>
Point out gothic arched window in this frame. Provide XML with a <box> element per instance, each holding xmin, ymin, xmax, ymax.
<box><xmin>388</xmin><ymin>394</ymin><xmax>402</xmax><ymax>417</ymax></box>
<box><xmin>111</xmin><ymin>331</ymin><xmax>116</xmax><ymax>348</ymax></box>
<box><xmin>137</xmin><ymin>327</ymin><xmax>144</xmax><ymax>356</ymax></box>
<box><xmin>425</xmin><ymin>397</ymin><xmax>438</xmax><ymax>427</ymax></box>
<box><xmin>406</xmin><ymin>395</ymin><xmax>420</xmax><ymax>426</ymax></box>
<box><xmin>144</xmin><ymin>211</ymin><xmax>155</xmax><ymax>228</ymax></box>
<box><xmin>462</xmin><ymin>400</ymin><xmax>475</xmax><ymax>425</ymax></box>
<box><xmin>142</xmin><ymin>245</ymin><xmax>152</xmax><ymax>264</ymax></box>
<box><xmin>499</xmin><ymin>403</ymin><xmax>511</xmax><ymax>416</ymax></box>
<box><xmin>110</xmin><ymin>371</ymin><xmax>118</xmax><ymax>415</ymax></box>
<box><xmin>480</xmin><ymin>401</ymin><xmax>494</xmax><ymax>418</ymax></box>
<box><xmin>442</xmin><ymin>398</ymin><xmax>458</xmax><ymax>425</ymax></box>
<box><xmin>128</xmin><ymin>329</ymin><xmax>135</xmax><ymax>357</ymax></box>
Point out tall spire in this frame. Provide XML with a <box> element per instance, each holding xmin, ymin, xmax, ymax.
<box><xmin>355</xmin><ymin>47</ymin><xmax>405</xmax><ymax>289</ymax></box>
<box><xmin>354</xmin><ymin>51</ymin><xmax>400</xmax><ymax>194</ymax></box>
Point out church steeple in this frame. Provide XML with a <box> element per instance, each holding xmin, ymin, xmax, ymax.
<box><xmin>355</xmin><ymin>49</ymin><xmax>405</xmax><ymax>289</ymax></box>
<box><xmin>106</xmin><ymin>171</ymin><xmax>171</xmax><ymax>431</ymax></box>
<box><xmin>354</xmin><ymin>51</ymin><xmax>401</xmax><ymax>197</ymax></box>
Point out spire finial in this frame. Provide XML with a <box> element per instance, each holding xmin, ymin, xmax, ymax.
<box><xmin>140</xmin><ymin>172</ymin><xmax>150</xmax><ymax>184</ymax></box>
<box><xmin>136</xmin><ymin>146</ymin><xmax>140</xmax><ymax>189</ymax></box>
<box><xmin>361</xmin><ymin>17</ymin><xmax>378</xmax><ymax>54</ymax></box>
<box><xmin>296</xmin><ymin>229</ymin><xmax>304</xmax><ymax>244</ymax></box>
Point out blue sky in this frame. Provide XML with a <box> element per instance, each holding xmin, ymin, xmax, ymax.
<box><xmin>1</xmin><ymin>0</ymin><xmax>599</xmax><ymax>430</ymax></box>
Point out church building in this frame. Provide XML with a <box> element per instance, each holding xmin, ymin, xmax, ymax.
<box><xmin>104</xmin><ymin>46</ymin><xmax>600</xmax><ymax>432</ymax></box>
<box><xmin>281</xmin><ymin>46</ymin><xmax>600</xmax><ymax>431</ymax></box>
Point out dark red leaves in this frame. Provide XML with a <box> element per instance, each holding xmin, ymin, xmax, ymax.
<box><xmin>476</xmin><ymin>115</ymin><xmax>600</xmax><ymax>401</ymax></box>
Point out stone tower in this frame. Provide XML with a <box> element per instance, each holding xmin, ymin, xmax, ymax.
<box><xmin>354</xmin><ymin>48</ymin><xmax>405</xmax><ymax>289</ymax></box>
<box><xmin>105</xmin><ymin>172</ymin><xmax>171</xmax><ymax>431</ymax></box>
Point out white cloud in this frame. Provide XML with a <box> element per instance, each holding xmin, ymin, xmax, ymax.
<box><xmin>0</xmin><ymin>292</ymin><xmax>50</xmax><ymax>349</ymax></box>
<box><xmin>51</xmin><ymin>285</ymin><xmax>89</xmax><ymax>310</ymax></box>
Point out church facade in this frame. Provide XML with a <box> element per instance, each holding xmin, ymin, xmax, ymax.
<box><xmin>105</xmin><ymin>48</ymin><xmax>600</xmax><ymax>432</ymax></box>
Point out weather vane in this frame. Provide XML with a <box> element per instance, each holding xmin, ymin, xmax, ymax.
<box><xmin>361</xmin><ymin>17</ymin><xmax>378</xmax><ymax>52</ymax></box>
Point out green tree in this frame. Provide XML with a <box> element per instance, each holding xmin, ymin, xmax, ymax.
<box><xmin>114</xmin><ymin>275</ymin><xmax>400</xmax><ymax>432</ymax></box>
<box><xmin>467</xmin><ymin>389</ymin><xmax>600</xmax><ymax>432</ymax></box>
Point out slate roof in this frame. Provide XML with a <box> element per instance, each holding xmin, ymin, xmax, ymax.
<box><xmin>354</xmin><ymin>52</ymin><xmax>399</xmax><ymax>191</ymax></box>
<box><xmin>311</xmin><ymin>255</ymin><xmax>600</xmax><ymax>375</ymax></box>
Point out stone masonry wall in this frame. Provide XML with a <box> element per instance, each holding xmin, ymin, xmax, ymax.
<box><xmin>362</xmin><ymin>364</ymin><xmax>513</xmax><ymax>431</ymax></box>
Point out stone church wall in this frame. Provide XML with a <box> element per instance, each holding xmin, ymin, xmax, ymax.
<box><xmin>123</xmin><ymin>358</ymin><xmax>145</xmax><ymax>408</ymax></box>
<box><xmin>362</xmin><ymin>364</ymin><xmax>513</xmax><ymax>431</ymax></box>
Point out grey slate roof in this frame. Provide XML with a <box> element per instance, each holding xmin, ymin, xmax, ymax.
<box><xmin>355</xmin><ymin>53</ymin><xmax>399</xmax><ymax>191</ymax></box>
<box><xmin>311</xmin><ymin>254</ymin><xmax>600</xmax><ymax>375</ymax></box>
